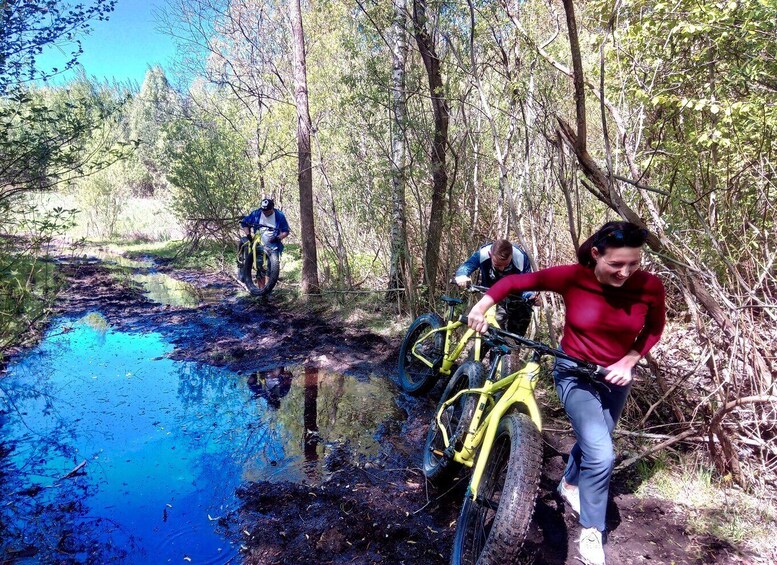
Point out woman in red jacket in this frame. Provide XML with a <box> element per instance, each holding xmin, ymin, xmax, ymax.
<box><xmin>466</xmin><ymin>221</ymin><xmax>666</xmax><ymax>565</ymax></box>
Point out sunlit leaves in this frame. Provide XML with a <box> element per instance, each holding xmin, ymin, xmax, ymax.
<box><xmin>596</xmin><ymin>0</ymin><xmax>777</xmax><ymax>279</ymax></box>
<box><xmin>0</xmin><ymin>81</ymin><xmax>131</xmax><ymax>206</ymax></box>
<box><xmin>163</xmin><ymin>97</ymin><xmax>256</xmax><ymax>237</ymax></box>
<box><xmin>0</xmin><ymin>0</ymin><xmax>117</xmax><ymax>94</ymax></box>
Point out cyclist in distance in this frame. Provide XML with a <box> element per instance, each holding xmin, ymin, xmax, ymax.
<box><xmin>466</xmin><ymin>221</ymin><xmax>666</xmax><ymax>565</ymax></box>
<box><xmin>239</xmin><ymin>197</ymin><xmax>290</xmax><ymax>289</ymax></box>
<box><xmin>454</xmin><ymin>238</ymin><xmax>535</xmax><ymax>336</ymax></box>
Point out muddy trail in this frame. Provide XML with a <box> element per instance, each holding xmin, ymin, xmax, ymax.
<box><xmin>3</xmin><ymin>251</ymin><xmax>754</xmax><ymax>564</ymax></box>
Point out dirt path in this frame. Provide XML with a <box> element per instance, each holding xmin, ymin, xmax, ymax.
<box><xmin>44</xmin><ymin>255</ymin><xmax>755</xmax><ymax>564</ymax></box>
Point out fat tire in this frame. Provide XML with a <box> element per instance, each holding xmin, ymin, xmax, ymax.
<box><xmin>256</xmin><ymin>250</ymin><xmax>280</xmax><ymax>296</ymax></box>
<box><xmin>450</xmin><ymin>411</ymin><xmax>542</xmax><ymax>565</ymax></box>
<box><xmin>237</xmin><ymin>241</ymin><xmax>247</xmax><ymax>269</ymax></box>
<box><xmin>398</xmin><ymin>313</ymin><xmax>445</xmax><ymax>396</ymax></box>
<box><xmin>423</xmin><ymin>362</ymin><xmax>486</xmax><ymax>486</ymax></box>
<box><xmin>239</xmin><ymin>243</ymin><xmax>251</xmax><ymax>275</ymax></box>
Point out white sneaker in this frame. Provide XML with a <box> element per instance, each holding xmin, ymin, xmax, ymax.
<box><xmin>557</xmin><ymin>477</ymin><xmax>581</xmax><ymax>515</ymax></box>
<box><xmin>578</xmin><ymin>527</ymin><xmax>605</xmax><ymax>565</ymax></box>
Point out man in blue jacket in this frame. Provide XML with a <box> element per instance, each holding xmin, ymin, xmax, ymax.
<box><xmin>239</xmin><ymin>198</ymin><xmax>290</xmax><ymax>291</ymax></box>
<box><xmin>454</xmin><ymin>238</ymin><xmax>535</xmax><ymax>335</ymax></box>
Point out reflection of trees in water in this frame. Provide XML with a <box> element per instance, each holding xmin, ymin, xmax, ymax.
<box><xmin>175</xmin><ymin>362</ymin><xmax>235</xmax><ymax>407</ymax></box>
<box><xmin>248</xmin><ymin>368</ymin><xmax>293</xmax><ymax>410</ymax></box>
<box><xmin>0</xmin><ymin>318</ymin><xmax>131</xmax><ymax>560</ymax></box>
<box><xmin>1</xmin><ymin>379</ymin><xmax>128</xmax><ymax>561</ymax></box>
<box><xmin>313</xmin><ymin>373</ymin><xmax>401</xmax><ymax>458</ymax></box>
<box><xmin>238</xmin><ymin>369</ymin><xmax>296</xmax><ymax>480</ymax></box>
<box><xmin>0</xmin><ymin>352</ymin><xmax>87</xmax><ymax>482</ymax></box>
<box><xmin>0</xmin><ymin>420</ymin><xmax>132</xmax><ymax>562</ymax></box>
<box><xmin>304</xmin><ymin>367</ymin><xmax>320</xmax><ymax>480</ymax></box>
<box><xmin>261</xmin><ymin>369</ymin><xmax>402</xmax><ymax>475</ymax></box>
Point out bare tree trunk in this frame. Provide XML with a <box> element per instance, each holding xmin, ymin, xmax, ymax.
<box><xmin>388</xmin><ymin>0</ymin><xmax>412</xmax><ymax>304</ymax></box>
<box><xmin>412</xmin><ymin>0</ymin><xmax>449</xmax><ymax>299</ymax></box>
<box><xmin>289</xmin><ymin>0</ymin><xmax>320</xmax><ymax>294</ymax></box>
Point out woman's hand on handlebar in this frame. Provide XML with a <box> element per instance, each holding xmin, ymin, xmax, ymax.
<box><xmin>604</xmin><ymin>350</ymin><xmax>641</xmax><ymax>386</ymax></box>
<box><xmin>467</xmin><ymin>295</ymin><xmax>496</xmax><ymax>334</ymax></box>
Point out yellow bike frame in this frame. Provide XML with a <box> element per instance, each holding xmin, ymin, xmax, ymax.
<box><xmin>433</xmin><ymin>355</ymin><xmax>543</xmax><ymax>499</ymax></box>
<box><xmin>410</xmin><ymin>305</ymin><xmax>500</xmax><ymax>378</ymax></box>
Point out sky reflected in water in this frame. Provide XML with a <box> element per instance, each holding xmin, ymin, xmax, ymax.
<box><xmin>0</xmin><ymin>313</ymin><xmax>400</xmax><ymax>563</ymax></box>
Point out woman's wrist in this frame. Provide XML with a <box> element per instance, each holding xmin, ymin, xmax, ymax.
<box><xmin>623</xmin><ymin>350</ymin><xmax>642</xmax><ymax>368</ymax></box>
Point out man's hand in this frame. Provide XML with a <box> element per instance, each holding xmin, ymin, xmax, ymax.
<box><xmin>455</xmin><ymin>275</ymin><xmax>471</xmax><ymax>288</ymax></box>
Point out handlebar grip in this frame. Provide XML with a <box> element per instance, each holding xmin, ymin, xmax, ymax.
<box><xmin>595</xmin><ymin>365</ymin><xmax>611</xmax><ymax>378</ymax></box>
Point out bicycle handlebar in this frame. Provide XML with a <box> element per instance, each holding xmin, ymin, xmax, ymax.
<box><xmin>456</xmin><ymin>283</ymin><xmax>534</xmax><ymax>305</ymax></box>
<box><xmin>467</xmin><ymin>284</ymin><xmax>490</xmax><ymax>294</ymax></box>
<box><xmin>458</xmin><ymin>315</ymin><xmax>609</xmax><ymax>378</ymax></box>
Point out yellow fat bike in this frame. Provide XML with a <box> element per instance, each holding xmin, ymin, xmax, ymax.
<box><xmin>237</xmin><ymin>227</ymin><xmax>281</xmax><ymax>297</ymax></box>
<box><xmin>424</xmin><ymin>321</ymin><xmax>608</xmax><ymax>564</ymax></box>
<box><xmin>397</xmin><ymin>286</ymin><xmax>507</xmax><ymax>396</ymax></box>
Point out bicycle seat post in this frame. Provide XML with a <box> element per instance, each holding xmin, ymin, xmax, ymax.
<box><xmin>440</xmin><ymin>295</ymin><xmax>462</xmax><ymax>322</ymax></box>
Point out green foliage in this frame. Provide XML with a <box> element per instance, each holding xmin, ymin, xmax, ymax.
<box><xmin>600</xmin><ymin>0</ymin><xmax>777</xmax><ymax>279</ymax></box>
<box><xmin>126</xmin><ymin>67</ymin><xmax>180</xmax><ymax>196</ymax></box>
<box><xmin>0</xmin><ymin>205</ymin><xmax>78</xmax><ymax>353</ymax></box>
<box><xmin>0</xmin><ymin>0</ymin><xmax>117</xmax><ymax>93</ymax></box>
<box><xmin>73</xmin><ymin>165</ymin><xmax>127</xmax><ymax>238</ymax></box>
<box><xmin>0</xmin><ymin>80</ymin><xmax>133</xmax><ymax>207</ymax></box>
<box><xmin>164</xmin><ymin>105</ymin><xmax>256</xmax><ymax>241</ymax></box>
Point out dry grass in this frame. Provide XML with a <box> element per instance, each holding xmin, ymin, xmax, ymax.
<box><xmin>635</xmin><ymin>458</ymin><xmax>777</xmax><ymax>562</ymax></box>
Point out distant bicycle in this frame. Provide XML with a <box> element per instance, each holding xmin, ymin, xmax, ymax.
<box><xmin>237</xmin><ymin>224</ymin><xmax>281</xmax><ymax>297</ymax></box>
<box><xmin>424</xmin><ymin>322</ymin><xmax>609</xmax><ymax>563</ymax></box>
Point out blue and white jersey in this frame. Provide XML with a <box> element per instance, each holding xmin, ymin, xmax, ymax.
<box><xmin>455</xmin><ymin>243</ymin><xmax>533</xmax><ymax>298</ymax></box>
<box><xmin>240</xmin><ymin>208</ymin><xmax>290</xmax><ymax>252</ymax></box>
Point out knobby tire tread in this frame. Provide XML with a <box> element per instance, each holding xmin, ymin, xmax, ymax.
<box><xmin>257</xmin><ymin>250</ymin><xmax>280</xmax><ymax>295</ymax></box>
<box><xmin>450</xmin><ymin>411</ymin><xmax>543</xmax><ymax>565</ymax></box>
<box><xmin>398</xmin><ymin>313</ymin><xmax>445</xmax><ymax>396</ymax></box>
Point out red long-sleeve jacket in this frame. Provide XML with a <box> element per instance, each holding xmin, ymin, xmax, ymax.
<box><xmin>486</xmin><ymin>264</ymin><xmax>666</xmax><ymax>367</ymax></box>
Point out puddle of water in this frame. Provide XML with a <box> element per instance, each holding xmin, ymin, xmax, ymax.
<box><xmin>0</xmin><ymin>313</ymin><xmax>400</xmax><ymax>563</ymax></box>
<box><xmin>79</xmin><ymin>247</ymin><xmax>153</xmax><ymax>270</ymax></box>
<box><xmin>72</xmin><ymin>248</ymin><xmax>220</xmax><ymax>307</ymax></box>
<box><xmin>131</xmin><ymin>272</ymin><xmax>203</xmax><ymax>308</ymax></box>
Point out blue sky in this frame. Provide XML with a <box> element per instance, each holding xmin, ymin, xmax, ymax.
<box><xmin>37</xmin><ymin>0</ymin><xmax>177</xmax><ymax>87</ymax></box>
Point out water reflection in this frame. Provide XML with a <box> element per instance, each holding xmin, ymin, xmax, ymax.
<box><xmin>304</xmin><ymin>367</ymin><xmax>321</xmax><ymax>480</ymax></box>
<box><xmin>70</xmin><ymin>248</ymin><xmax>217</xmax><ymax>307</ymax></box>
<box><xmin>247</xmin><ymin>367</ymin><xmax>294</xmax><ymax>409</ymax></box>
<box><xmin>132</xmin><ymin>272</ymin><xmax>203</xmax><ymax>308</ymax></box>
<box><xmin>0</xmin><ymin>314</ymin><xmax>402</xmax><ymax>562</ymax></box>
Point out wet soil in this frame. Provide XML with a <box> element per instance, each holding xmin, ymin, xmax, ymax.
<box><xmin>14</xmin><ymin>254</ymin><xmax>759</xmax><ymax>564</ymax></box>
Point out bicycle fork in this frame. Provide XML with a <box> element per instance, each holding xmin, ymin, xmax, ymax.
<box><xmin>465</xmin><ymin>360</ymin><xmax>543</xmax><ymax>499</ymax></box>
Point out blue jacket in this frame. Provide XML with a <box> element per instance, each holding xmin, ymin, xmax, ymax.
<box><xmin>455</xmin><ymin>242</ymin><xmax>534</xmax><ymax>299</ymax></box>
<box><xmin>241</xmin><ymin>208</ymin><xmax>290</xmax><ymax>252</ymax></box>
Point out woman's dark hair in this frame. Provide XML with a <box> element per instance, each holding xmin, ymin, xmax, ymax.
<box><xmin>577</xmin><ymin>221</ymin><xmax>648</xmax><ymax>267</ymax></box>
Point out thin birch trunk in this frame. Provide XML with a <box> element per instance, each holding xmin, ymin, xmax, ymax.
<box><xmin>289</xmin><ymin>0</ymin><xmax>319</xmax><ymax>294</ymax></box>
